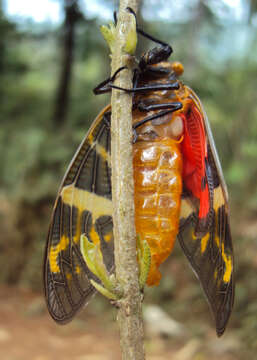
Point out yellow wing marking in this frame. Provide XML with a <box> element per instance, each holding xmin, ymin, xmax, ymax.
<box><xmin>213</xmin><ymin>186</ymin><xmax>225</xmax><ymax>249</ymax></box>
<box><xmin>180</xmin><ymin>187</ymin><xmax>231</xmax><ymax>283</ymax></box>
<box><xmin>89</xmin><ymin>226</ymin><xmax>101</xmax><ymax>245</ymax></box>
<box><xmin>49</xmin><ymin>185</ymin><xmax>112</xmax><ymax>273</ymax></box>
<box><xmin>86</xmin><ymin>105</ymin><xmax>111</xmax><ymax>165</ymax></box>
<box><xmin>61</xmin><ymin>184</ymin><xmax>112</xmax><ymax>222</ymax></box>
<box><xmin>75</xmin><ymin>266</ymin><xmax>81</xmax><ymax>274</ymax></box>
<box><xmin>213</xmin><ymin>186</ymin><xmax>232</xmax><ymax>283</ymax></box>
<box><xmin>96</xmin><ymin>142</ymin><xmax>111</xmax><ymax>166</ymax></box>
<box><xmin>88</xmin><ymin>132</ymin><xmax>94</xmax><ymax>145</ymax></box>
<box><xmin>49</xmin><ymin>235</ymin><xmax>69</xmax><ymax>273</ymax></box>
<box><xmin>201</xmin><ymin>233</ymin><xmax>209</xmax><ymax>253</ymax></box>
<box><xmin>214</xmin><ymin>233</ymin><xmax>220</xmax><ymax>249</ymax></box>
<box><xmin>191</xmin><ymin>230</ymin><xmax>197</xmax><ymax>241</ymax></box>
<box><xmin>180</xmin><ymin>199</ymin><xmax>199</xmax><ymax>241</ymax></box>
<box><xmin>104</xmin><ymin>231</ymin><xmax>113</xmax><ymax>242</ymax></box>
<box><xmin>66</xmin><ymin>272</ymin><xmax>72</xmax><ymax>281</ymax></box>
<box><xmin>213</xmin><ymin>186</ymin><xmax>225</xmax><ymax>211</ymax></box>
<box><xmin>180</xmin><ymin>198</ymin><xmax>194</xmax><ymax>219</ymax></box>
<box><xmin>221</xmin><ymin>244</ymin><xmax>232</xmax><ymax>283</ymax></box>
<box><xmin>86</xmin><ymin>138</ymin><xmax>111</xmax><ymax>166</ymax></box>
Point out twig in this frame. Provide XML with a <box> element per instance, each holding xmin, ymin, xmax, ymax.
<box><xmin>111</xmin><ymin>1</ymin><xmax>145</xmax><ymax>359</ymax></box>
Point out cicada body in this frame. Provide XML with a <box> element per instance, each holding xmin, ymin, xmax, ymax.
<box><xmin>134</xmin><ymin>137</ymin><xmax>183</xmax><ymax>286</ymax></box>
<box><xmin>132</xmin><ymin>68</ymin><xmax>184</xmax><ymax>286</ymax></box>
<box><xmin>44</xmin><ymin>22</ymin><xmax>234</xmax><ymax>337</ymax></box>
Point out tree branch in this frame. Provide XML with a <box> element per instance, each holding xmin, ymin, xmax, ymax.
<box><xmin>111</xmin><ymin>1</ymin><xmax>145</xmax><ymax>359</ymax></box>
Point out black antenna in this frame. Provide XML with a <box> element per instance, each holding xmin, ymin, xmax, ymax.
<box><xmin>126</xmin><ymin>7</ymin><xmax>172</xmax><ymax>50</ymax></box>
<box><xmin>113</xmin><ymin>11</ymin><xmax>117</xmax><ymax>26</ymax></box>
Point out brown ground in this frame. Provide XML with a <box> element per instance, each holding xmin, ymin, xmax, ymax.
<box><xmin>0</xmin><ymin>285</ymin><xmax>240</xmax><ymax>360</ymax></box>
<box><xmin>0</xmin><ymin>286</ymin><xmax>122</xmax><ymax>360</ymax></box>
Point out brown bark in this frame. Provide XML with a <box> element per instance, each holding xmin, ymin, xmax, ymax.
<box><xmin>111</xmin><ymin>0</ymin><xmax>145</xmax><ymax>359</ymax></box>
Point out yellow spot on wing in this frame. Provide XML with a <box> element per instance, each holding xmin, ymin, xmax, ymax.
<box><xmin>86</xmin><ymin>130</ymin><xmax>111</xmax><ymax>167</ymax></box>
<box><xmin>61</xmin><ymin>184</ymin><xmax>112</xmax><ymax>244</ymax></box>
<box><xmin>213</xmin><ymin>186</ymin><xmax>225</xmax><ymax>211</ymax></box>
<box><xmin>49</xmin><ymin>185</ymin><xmax>113</xmax><ymax>273</ymax></box>
<box><xmin>222</xmin><ymin>244</ymin><xmax>232</xmax><ymax>283</ymax></box>
<box><xmin>89</xmin><ymin>226</ymin><xmax>100</xmax><ymax>245</ymax></box>
<box><xmin>192</xmin><ymin>230</ymin><xmax>197</xmax><ymax>241</ymax></box>
<box><xmin>213</xmin><ymin>186</ymin><xmax>226</xmax><ymax>248</ymax></box>
<box><xmin>213</xmin><ymin>186</ymin><xmax>232</xmax><ymax>282</ymax></box>
<box><xmin>180</xmin><ymin>199</ymin><xmax>194</xmax><ymax>219</ymax></box>
<box><xmin>214</xmin><ymin>233</ymin><xmax>220</xmax><ymax>248</ymax></box>
<box><xmin>49</xmin><ymin>246</ymin><xmax>60</xmax><ymax>273</ymax></box>
<box><xmin>66</xmin><ymin>272</ymin><xmax>72</xmax><ymax>280</ymax></box>
<box><xmin>88</xmin><ymin>132</ymin><xmax>94</xmax><ymax>144</ymax></box>
<box><xmin>201</xmin><ymin>233</ymin><xmax>209</xmax><ymax>253</ymax></box>
<box><xmin>61</xmin><ymin>184</ymin><xmax>112</xmax><ymax>223</ymax></box>
<box><xmin>95</xmin><ymin>143</ymin><xmax>111</xmax><ymax>166</ymax></box>
<box><xmin>49</xmin><ymin>235</ymin><xmax>69</xmax><ymax>273</ymax></box>
<box><xmin>60</xmin><ymin>234</ymin><xmax>69</xmax><ymax>250</ymax></box>
<box><xmin>104</xmin><ymin>231</ymin><xmax>113</xmax><ymax>242</ymax></box>
<box><xmin>213</xmin><ymin>186</ymin><xmax>225</xmax><ymax>249</ymax></box>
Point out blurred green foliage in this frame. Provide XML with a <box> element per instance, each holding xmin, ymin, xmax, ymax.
<box><xmin>0</xmin><ymin>0</ymin><xmax>257</xmax><ymax>358</ymax></box>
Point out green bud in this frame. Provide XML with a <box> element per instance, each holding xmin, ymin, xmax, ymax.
<box><xmin>100</xmin><ymin>22</ymin><xmax>116</xmax><ymax>54</ymax></box>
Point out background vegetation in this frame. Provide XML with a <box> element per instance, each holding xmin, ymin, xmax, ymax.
<box><xmin>0</xmin><ymin>0</ymin><xmax>257</xmax><ymax>359</ymax></box>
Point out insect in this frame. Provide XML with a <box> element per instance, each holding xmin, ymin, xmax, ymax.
<box><xmin>44</xmin><ymin>9</ymin><xmax>234</xmax><ymax>337</ymax></box>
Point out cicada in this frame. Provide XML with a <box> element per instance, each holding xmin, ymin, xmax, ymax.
<box><xmin>44</xmin><ymin>11</ymin><xmax>234</xmax><ymax>337</ymax></box>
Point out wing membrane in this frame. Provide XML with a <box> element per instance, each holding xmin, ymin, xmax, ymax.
<box><xmin>179</xmin><ymin>89</ymin><xmax>234</xmax><ymax>336</ymax></box>
<box><xmin>44</xmin><ymin>105</ymin><xmax>114</xmax><ymax>324</ymax></box>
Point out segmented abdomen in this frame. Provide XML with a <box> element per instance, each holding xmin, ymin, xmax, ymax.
<box><xmin>133</xmin><ymin>138</ymin><xmax>183</xmax><ymax>286</ymax></box>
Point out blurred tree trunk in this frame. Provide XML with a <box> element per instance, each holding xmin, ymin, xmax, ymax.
<box><xmin>0</xmin><ymin>0</ymin><xmax>8</xmax><ymax>75</ymax></box>
<box><xmin>53</xmin><ymin>0</ymin><xmax>82</xmax><ymax>127</ymax></box>
<box><xmin>248</xmin><ymin>0</ymin><xmax>257</xmax><ymax>22</ymax></box>
<box><xmin>0</xmin><ymin>1</ymin><xmax>3</xmax><ymax>73</ymax></box>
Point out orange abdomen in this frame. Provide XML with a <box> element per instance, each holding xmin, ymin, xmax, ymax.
<box><xmin>133</xmin><ymin>138</ymin><xmax>183</xmax><ymax>286</ymax></box>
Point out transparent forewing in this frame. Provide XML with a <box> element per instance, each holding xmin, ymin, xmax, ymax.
<box><xmin>179</xmin><ymin>90</ymin><xmax>234</xmax><ymax>336</ymax></box>
<box><xmin>44</xmin><ymin>105</ymin><xmax>114</xmax><ymax>324</ymax></box>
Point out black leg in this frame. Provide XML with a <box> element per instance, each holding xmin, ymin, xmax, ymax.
<box><xmin>113</xmin><ymin>11</ymin><xmax>117</xmax><ymax>26</ymax></box>
<box><xmin>126</xmin><ymin>7</ymin><xmax>172</xmax><ymax>68</ymax></box>
<box><xmin>133</xmin><ymin>105</ymin><xmax>182</xmax><ymax>130</ymax></box>
<box><xmin>137</xmin><ymin>101</ymin><xmax>182</xmax><ymax>112</ymax></box>
<box><xmin>126</xmin><ymin>7</ymin><xmax>171</xmax><ymax>49</ymax></box>
<box><xmin>132</xmin><ymin>105</ymin><xmax>182</xmax><ymax>143</ymax></box>
<box><xmin>109</xmin><ymin>81</ymin><xmax>179</xmax><ymax>93</ymax></box>
<box><xmin>93</xmin><ymin>67</ymin><xmax>178</xmax><ymax>96</ymax></box>
<box><xmin>132</xmin><ymin>68</ymin><xmax>140</xmax><ymax>89</ymax></box>
<box><xmin>93</xmin><ymin>66</ymin><xmax>127</xmax><ymax>95</ymax></box>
